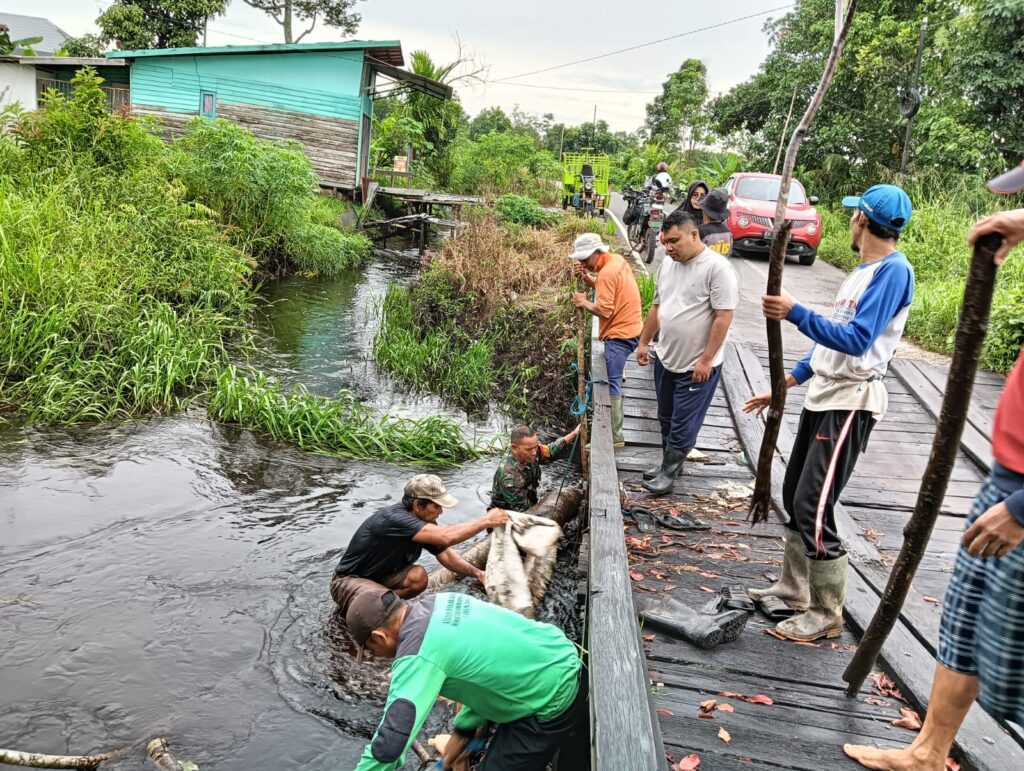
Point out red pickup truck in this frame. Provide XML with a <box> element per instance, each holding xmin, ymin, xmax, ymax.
<box><xmin>723</xmin><ymin>172</ymin><xmax>822</xmax><ymax>265</ymax></box>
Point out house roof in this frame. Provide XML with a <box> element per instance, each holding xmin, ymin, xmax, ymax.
<box><xmin>0</xmin><ymin>12</ymin><xmax>70</xmax><ymax>55</ymax></box>
<box><xmin>107</xmin><ymin>40</ymin><xmax>404</xmax><ymax>67</ymax></box>
<box><xmin>367</xmin><ymin>57</ymin><xmax>452</xmax><ymax>101</ymax></box>
<box><xmin>0</xmin><ymin>55</ymin><xmax>126</xmax><ymax>68</ymax></box>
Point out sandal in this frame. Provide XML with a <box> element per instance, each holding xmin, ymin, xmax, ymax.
<box><xmin>626</xmin><ymin>507</ymin><xmax>657</xmax><ymax>534</ymax></box>
<box><xmin>719</xmin><ymin>585</ymin><xmax>755</xmax><ymax>613</ymax></box>
<box><xmin>758</xmin><ymin>595</ymin><xmax>797</xmax><ymax>621</ymax></box>
<box><xmin>653</xmin><ymin>510</ymin><xmax>710</xmax><ymax>531</ymax></box>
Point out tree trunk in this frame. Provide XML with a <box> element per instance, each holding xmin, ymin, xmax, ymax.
<box><xmin>283</xmin><ymin>0</ymin><xmax>293</xmax><ymax>43</ymax></box>
<box><xmin>749</xmin><ymin>0</ymin><xmax>861</xmax><ymax>524</ymax></box>
<box><xmin>842</xmin><ymin>232</ymin><xmax>1003</xmax><ymax>695</ymax></box>
<box><xmin>0</xmin><ymin>748</ymin><xmax>122</xmax><ymax>769</ymax></box>
<box><xmin>426</xmin><ymin>487</ymin><xmax>584</xmax><ymax>592</ymax></box>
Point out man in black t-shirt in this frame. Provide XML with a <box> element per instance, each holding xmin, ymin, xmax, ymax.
<box><xmin>330</xmin><ymin>474</ymin><xmax>509</xmax><ymax>613</ymax></box>
<box><xmin>698</xmin><ymin>187</ymin><xmax>734</xmax><ymax>258</ymax></box>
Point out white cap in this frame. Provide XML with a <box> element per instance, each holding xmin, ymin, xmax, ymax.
<box><xmin>568</xmin><ymin>233</ymin><xmax>609</xmax><ymax>260</ymax></box>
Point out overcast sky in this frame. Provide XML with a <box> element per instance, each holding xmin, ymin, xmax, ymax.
<box><xmin>17</xmin><ymin>0</ymin><xmax>791</xmax><ymax>132</ymax></box>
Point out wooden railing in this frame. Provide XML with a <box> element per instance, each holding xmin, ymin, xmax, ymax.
<box><xmin>36</xmin><ymin>78</ymin><xmax>130</xmax><ymax>112</ymax></box>
<box><xmin>586</xmin><ymin>318</ymin><xmax>667</xmax><ymax>770</ymax></box>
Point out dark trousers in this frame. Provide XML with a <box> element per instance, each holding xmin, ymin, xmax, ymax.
<box><xmin>783</xmin><ymin>408</ymin><xmax>875</xmax><ymax>560</ymax></box>
<box><xmin>478</xmin><ymin>679</ymin><xmax>589</xmax><ymax>771</ymax></box>
<box><xmin>604</xmin><ymin>337</ymin><xmax>639</xmax><ymax>398</ymax></box>
<box><xmin>653</xmin><ymin>359</ymin><xmax>721</xmax><ymax>453</ymax></box>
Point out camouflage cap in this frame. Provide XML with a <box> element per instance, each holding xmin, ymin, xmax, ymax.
<box><xmin>404</xmin><ymin>474</ymin><xmax>458</xmax><ymax>508</ymax></box>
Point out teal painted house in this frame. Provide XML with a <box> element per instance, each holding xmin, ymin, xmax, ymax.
<box><xmin>107</xmin><ymin>41</ymin><xmax>449</xmax><ymax>191</ymax></box>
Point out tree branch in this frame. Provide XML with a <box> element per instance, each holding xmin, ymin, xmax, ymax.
<box><xmin>294</xmin><ymin>10</ymin><xmax>318</xmax><ymax>43</ymax></box>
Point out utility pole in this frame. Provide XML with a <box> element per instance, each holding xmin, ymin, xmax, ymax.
<box><xmin>900</xmin><ymin>16</ymin><xmax>928</xmax><ymax>174</ymax></box>
<box><xmin>773</xmin><ymin>86</ymin><xmax>798</xmax><ymax>175</ymax></box>
<box><xmin>592</xmin><ymin>104</ymin><xmax>598</xmax><ymax>147</ymax></box>
<box><xmin>558</xmin><ymin>123</ymin><xmax>565</xmax><ymax>160</ymax></box>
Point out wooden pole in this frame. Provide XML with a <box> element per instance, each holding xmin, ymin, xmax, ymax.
<box><xmin>749</xmin><ymin>0</ymin><xmax>861</xmax><ymax>524</ymax></box>
<box><xmin>899</xmin><ymin>16</ymin><xmax>928</xmax><ymax>174</ymax></box>
<box><xmin>144</xmin><ymin>739</ymin><xmax>178</xmax><ymax>771</ymax></box>
<box><xmin>772</xmin><ymin>87</ymin><xmax>798</xmax><ymax>176</ymax></box>
<box><xmin>842</xmin><ymin>232</ymin><xmax>1002</xmax><ymax>695</ymax></box>
<box><xmin>577</xmin><ymin>297</ymin><xmax>589</xmax><ymax>475</ymax></box>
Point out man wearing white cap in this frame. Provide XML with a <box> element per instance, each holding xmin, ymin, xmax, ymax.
<box><xmin>330</xmin><ymin>474</ymin><xmax>509</xmax><ymax>612</ymax></box>
<box><xmin>569</xmin><ymin>233</ymin><xmax>643</xmax><ymax>447</ymax></box>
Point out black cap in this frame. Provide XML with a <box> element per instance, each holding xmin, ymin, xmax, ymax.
<box><xmin>346</xmin><ymin>588</ymin><xmax>405</xmax><ymax>663</ymax></box>
<box><xmin>701</xmin><ymin>188</ymin><xmax>730</xmax><ymax>222</ymax></box>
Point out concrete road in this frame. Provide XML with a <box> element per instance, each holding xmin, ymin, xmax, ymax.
<box><xmin>606</xmin><ymin>192</ymin><xmax>936</xmax><ymax>364</ymax></box>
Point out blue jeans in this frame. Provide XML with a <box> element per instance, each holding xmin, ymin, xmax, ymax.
<box><xmin>653</xmin><ymin>358</ymin><xmax>721</xmax><ymax>452</ymax></box>
<box><xmin>604</xmin><ymin>337</ymin><xmax>639</xmax><ymax>398</ymax></box>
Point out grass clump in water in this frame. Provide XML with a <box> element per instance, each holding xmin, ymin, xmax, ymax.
<box><xmin>208</xmin><ymin>366</ymin><xmax>482</xmax><ymax>464</ymax></box>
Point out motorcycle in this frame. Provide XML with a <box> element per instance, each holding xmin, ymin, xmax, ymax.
<box><xmin>624</xmin><ymin>185</ymin><xmax>665</xmax><ymax>264</ymax></box>
<box><xmin>576</xmin><ymin>163</ymin><xmax>598</xmax><ymax>217</ymax></box>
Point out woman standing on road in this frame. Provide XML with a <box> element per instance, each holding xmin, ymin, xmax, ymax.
<box><xmin>680</xmin><ymin>180</ymin><xmax>709</xmax><ymax>220</ymax></box>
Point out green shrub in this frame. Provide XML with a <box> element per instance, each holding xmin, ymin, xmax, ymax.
<box><xmin>495</xmin><ymin>194</ymin><xmax>556</xmax><ymax>227</ymax></box>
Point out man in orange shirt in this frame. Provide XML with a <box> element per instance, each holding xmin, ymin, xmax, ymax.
<box><xmin>570</xmin><ymin>233</ymin><xmax>643</xmax><ymax>447</ymax></box>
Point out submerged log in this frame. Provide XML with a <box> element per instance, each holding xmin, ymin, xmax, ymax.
<box><xmin>145</xmin><ymin>739</ymin><xmax>178</xmax><ymax>771</ymax></box>
<box><xmin>0</xmin><ymin>747</ymin><xmax>125</xmax><ymax>769</ymax></box>
<box><xmin>426</xmin><ymin>487</ymin><xmax>584</xmax><ymax>592</ymax></box>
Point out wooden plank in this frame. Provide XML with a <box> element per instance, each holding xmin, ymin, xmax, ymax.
<box><xmin>587</xmin><ymin>336</ymin><xmax>666</xmax><ymax>771</ymax></box>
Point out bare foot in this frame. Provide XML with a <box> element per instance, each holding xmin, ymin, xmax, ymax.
<box><xmin>843</xmin><ymin>744</ymin><xmax>945</xmax><ymax>771</ymax></box>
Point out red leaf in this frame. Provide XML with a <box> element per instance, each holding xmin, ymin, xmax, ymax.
<box><xmin>698</xmin><ymin>585</ymin><xmax>715</xmax><ymax>593</ymax></box>
<box><xmin>719</xmin><ymin>691</ymin><xmax>742</xmax><ymax>699</ymax></box>
<box><xmin>726</xmin><ymin>520</ymin><xmax>741</xmax><ymax>526</ymax></box>
<box><xmin>763</xmin><ymin>627</ymin><xmax>788</xmax><ymax>641</ymax></box>
<box><xmin>892</xmin><ymin>707</ymin><xmax>922</xmax><ymax>731</ymax></box>
<box><xmin>718</xmin><ymin>727</ymin><xmax>732</xmax><ymax>743</ymax></box>
<box><xmin>922</xmin><ymin>596</ymin><xmax>941</xmax><ymax>605</ymax></box>
<box><xmin>697</xmin><ymin>711</ymin><xmax>715</xmax><ymax>719</ymax></box>
<box><xmin>871</xmin><ymin>672</ymin><xmax>907</xmax><ymax>702</ymax></box>
<box><xmin>672</xmin><ymin>753</ymin><xmax>701</xmax><ymax>771</ymax></box>
<box><xmin>698</xmin><ymin>699</ymin><xmax>717</xmax><ymax>713</ymax></box>
<box><xmin>661</xmin><ymin>534</ymin><xmax>673</xmax><ymax>544</ymax></box>
<box><xmin>864</xmin><ymin>697</ymin><xmax>890</xmax><ymax>707</ymax></box>
<box><xmin>657</xmin><ymin>708</ymin><xmax>674</xmax><ymax>716</ymax></box>
<box><xmin>630</xmin><ymin>570</ymin><xmax>644</xmax><ymax>581</ymax></box>
<box><xmin>663</xmin><ymin>584</ymin><xmax>678</xmax><ymax>591</ymax></box>
<box><xmin>716</xmin><ymin>703</ymin><xmax>735</xmax><ymax>713</ymax></box>
<box><xmin>643</xmin><ymin>634</ymin><xmax>656</xmax><ymax>642</ymax></box>
<box><xmin>744</xmin><ymin>694</ymin><xmax>774</xmax><ymax>705</ymax></box>
<box><xmin>636</xmin><ymin>585</ymin><xmax>657</xmax><ymax>593</ymax></box>
<box><xmin>699</xmin><ymin>571</ymin><xmax>719</xmax><ymax>579</ymax></box>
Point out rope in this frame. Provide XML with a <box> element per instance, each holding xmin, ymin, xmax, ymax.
<box><xmin>554</xmin><ymin>362</ymin><xmax>609</xmax><ymax>505</ymax></box>
<box><xmin>427</xmin><ymin>739</ymin><xmax>488</xmax><ymax>769</ymax></box>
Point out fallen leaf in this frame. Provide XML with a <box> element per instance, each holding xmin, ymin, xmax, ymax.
<box><xmin>726</xmin><ymin>520</ymin><xmax>741</xmax><ymax>526</ymax></box>
<box><xmin>636</xmin><ymin>585</ymin><xmax>657</xmax><ymax>593</ymax></box>
<box><xmin>661</xmin><ymin>534</ymin><xmax>673</xmax><ymax>544</ymax></box>
<box><xmin>745</xmin><ymin>694</ymin><xmax>774</xmax><ymax>705</ymax></box>
<box><xmin>831</xmin><ymin>643</ymin><xmax>841</xmax><ymax>650</ymax></box>
<box><xmin>945</xmin><ymin>758</ymin><xmax>960</xmax><ymax>771</ymax></box>
<box><xmin>871</xmin><ymin>672</ymin><xmax>907</xmax><ymax>702</ymax></box>
<box><xmin>793</xmin><ymin>640</ymin><xmax>821</xmax><ymax>648</ymax></box>
<box><xmin>629</xmin><ymin>570</ymin><xmax>644</xmax><ymax>581</ymax></box>
<box><xmin>763</xmin><ymin>627</ymin><xmax>788</xmax><ymax>641</ymax></box>
<box><xmin>892</xmin><ymin>707</ymin><xmax>923</xmax><ymax>731</ymax></box>
<box><xmin>698</xmin><ymin>699</ymin><xmax>717</xmax><ymax>713</ymax></box>
<box><xmin>657</xmin><ymin>708</ymin><xmax>674</xmax><ymax>716</ymax></box>
<box><xmin>643</xmin><ymin>634</ymin><xmax>656</xmax><ymax>642</ymax></box>
<box><xmin>649</xmin><ymin>671</ymin><xmax>662</xmax><ymax>680</ymax></box>
<box><xmin>672</xmin><ymin>753</ymin><xmax>701</xmax><ymax>771</ymax></box>
<box><xmin>697</xmin><ymin>711</ymin><xmax>716</xmax><ymax>719</ymax></box>
<box><xmin>718</xmin><ymin>727</ymin><xmax>731</xmax><ymax>744</ymax></box>
<box><xmin>698</xmin><ymin>585</ymin><xmax>716</xmax><ymax>593</ymax></box>
<box><xmin>719</xmin><ymin>691</ymin><xmax>742</xmax><ymax>699</ymax></box>
<box><xmin>922</xmin><ymin>596</ymin><xmax>941</xmax><ymax>605</ymax></box>
<box><xmin>716</xmin><ymin>703</ymin><xmax>735</xmax><ymax>713</ymax></box>
<box><xmin>663</xmin><ymin>584</ymin><xmax>678</xmax><ymax>592</ymax></box>
<box><xmin>864</xmin><ymin>697</ymin><xmax>890</xmax><ymax>707</ymax></box>
<box><xmin>699</xmin><ymin>571</ymin><xmax>719</xmax><ymax>579</ymax></box>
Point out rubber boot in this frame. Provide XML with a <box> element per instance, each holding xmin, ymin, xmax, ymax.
<box><xmin>642</xmin><ymin>447</ymin><xmax>686</xmax><ymax>495</ymax></box>
<box><xmin>639</xmin><ymin>595</ymin><xmax>748</xmax><ymax>649</ymax></box>
<box><xmin>775</xmin><ymin>555</ymin><xmax>848</xmax><ymax>642</ymax></box>
<box><xmin>642</xmin><ymin>441</ymin><xmax>666</xmax><ymax>480</ymax></box>
<box><xmin>747</xmin><ymin>530</ymin><xmax>810</xmax><ymax>612</ymax></box>
<box><xmin>610</xmin><ymin>396</ymin><xmax>625</xmax><ymax>449</ymax></box>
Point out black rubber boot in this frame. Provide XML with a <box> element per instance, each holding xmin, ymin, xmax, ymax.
<box><xmin>642</xmin><ymin>442</ymin><xmax>666</xmax><ymax>480</ymax></box>
<box><xmin>642</xmin><ymin>446</ymin><xmax>686</xmax><ymax>494</ymax></box>
<box><xmin>639</xmin><ymin>595</ymin><xmax>748</xmax><ymax>649</ymax></box>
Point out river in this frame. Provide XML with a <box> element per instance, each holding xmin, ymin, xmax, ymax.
<box><xmin>0</xmin><ymin>252</ymin><xmax>578</xmax><ymax>769</ymax></box>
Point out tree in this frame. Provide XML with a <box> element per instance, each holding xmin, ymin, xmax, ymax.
<box><xmin>469</xmin><ymin>106</ymin><xmax>512</xmax><ymax>139</ymax></box>
<box><xmin>0</xmin><ymin>24</ymin><xmax>42</xmax><ymax>55</ymax></box>
<box><xmin>242</xmin><ymin>0</ymin><xmax>361</xmax><ymax>44</ymax></box>
<box><xmin>57</xmin><ymin>34</ymin><xmax>106</xmax><ymax>58</ymax></box>
<box><xmin>644</xmin><ymin>58</ymin><xmax>709</xmax><ymax>156</ymax></box>
<box><xmin>97</xmin><ymin>1</ymin><xmax>228</xmax><ymax>49</ymax></box>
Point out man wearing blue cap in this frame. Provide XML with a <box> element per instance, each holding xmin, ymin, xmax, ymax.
<box><xmin>743</xmin><ymin>184</ymin><xmax>916</xmax><ymax>642</ymax></box>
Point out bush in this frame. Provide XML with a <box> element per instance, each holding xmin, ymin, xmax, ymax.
<box><xmin>449</xmin><ymin>132</ymin><xmax>562</xmax><ymax>202</ymax></box>
<box><xmin>495</xmin><ymin>194</ymin><xmax>556</xmax><ymax>227</ymax></box>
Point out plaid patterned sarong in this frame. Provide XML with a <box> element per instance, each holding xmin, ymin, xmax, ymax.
<box><xmin>938</xmin><ymin>477</ymin><xmax>1024</xmax><ymax>727</ymax></box>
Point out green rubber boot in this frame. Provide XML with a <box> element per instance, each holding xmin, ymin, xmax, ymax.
<box><xmin>748</xmin><ymin>529</ymin><xmax>810</xmax><ymax>612</ymax></box>
<box><xmin>611</xmin><ymin>396</ymin><xmax>625</xmax><ymax>448</ymax></box>
<box><xmin>775</xmin><ymin>554</ymin><xmax>848</xmax><ymax>642</ymax></box>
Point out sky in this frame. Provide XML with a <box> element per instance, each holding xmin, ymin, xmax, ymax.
<box><xmin>14</xmin><ymin>0</ymin><xmax>790</xmax><ymax>132</ymax></box>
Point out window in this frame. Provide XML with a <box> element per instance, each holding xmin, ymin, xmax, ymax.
<box><xmin>735</xmin><ymin>177</ymin><xmax>807</xmax><ymax>204</ymax></box>
<box><xmin>200</xmin><ymin>91</ymin><xmax>216</xmax><ymax>117</ymax></box>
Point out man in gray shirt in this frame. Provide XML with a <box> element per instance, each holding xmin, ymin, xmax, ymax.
<box><xmin>636</xmin><ymin>209</ymin><xmax>739</xmax><ymax>493</ymax></box>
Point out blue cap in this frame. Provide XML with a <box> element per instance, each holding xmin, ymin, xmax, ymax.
<box><xmin>842</xmin><ymin>184</ymin><xmax>912</xmax><ymax>233</ymax></box>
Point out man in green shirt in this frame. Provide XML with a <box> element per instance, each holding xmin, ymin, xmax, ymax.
<box><xmin>347</xmin><ymin>588</ymin><xmax>585</xmax><ymax>770</ymax></box>
<box><xmin>489</xmin><ymin>424</ymin><xmax>580</xmax><ymax>511</ymax></box>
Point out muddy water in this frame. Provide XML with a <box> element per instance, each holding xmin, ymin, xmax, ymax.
<box><xmin>0</xmin><ymin>254</ymin><xmax>579</xmax><ymax>769</ymax></box>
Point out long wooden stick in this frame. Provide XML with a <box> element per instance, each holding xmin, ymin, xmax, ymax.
<box><xmin>0</xmin><ymin>747</ymin><xmax>123</xmax><ymax>769</ymax></box>
<box><xmin>750</xmin><ymin>0</ymin><xmax>861</xmax><ymax>524</ymax></box>
<box><xmin>842</xmin><ymin>232</ymin><xmax>1002</xmax><ymax>694</ymax></box>
<box><xmin>576</xmin><ymin>277</ymin><xmax>590</xmax><ymax>474</ymax></box>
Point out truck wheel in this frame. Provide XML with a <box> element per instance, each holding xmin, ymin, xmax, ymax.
<box><xmin>645</xmin><ymin>230</ymin><xmax>657</xmax><ymax>264</ymax></box>
<box><xmin>799</xmin><ymin>250</ymin><xmax>817</xmax><ymax>266</ymax></box>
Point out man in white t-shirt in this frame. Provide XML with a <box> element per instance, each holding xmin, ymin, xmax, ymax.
<box><xmin>636</xmin><ymin>209</ymin><xmax>739</xmax><ymax>494</ymax></box>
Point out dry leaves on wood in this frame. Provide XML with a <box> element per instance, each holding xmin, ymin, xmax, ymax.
<box><xmin>863</xmin><ymin>697</ymin><xmax>890</xmax><ymax>707</ymax></box>
<box><xmin>892</xmin><ymin>707</ymin><xmax>923</xmax><ymax>731</ymax></box>
<box><xmin>871</xmin><ymin>672</ymin><xmax>907</xmax><ymax>703</ymax></box>
<box><xmin>629</xmin><ymin>570</ymin><xmax>644</xmax><ymax>581</ymax></box>
<box><xmin>698</xmin><ymin>586</ymin><xmax>716</xmax><ymax>593</ymax></box>
<box><xmin>643</xmin><ymin>633</ymin><xmax>656</xmax><ymax>642</ymax></box>
<box><xmin>717</xmin><ymin>703</ymin><xmax>735</xmax><ymax>713</ymax></box>
<box><xmin>720</xmin><ymin>691</ymin><xmax>773</xmax><ymax>705</ymax></box>
<box><xmin>657</xmin><ymin>708</ymin><xmax>674</xmax><ymax>716</ymax></box>
<box><xmin>718</xmin><ymin>727</ymin><xmax>732</xmax><ymax>743</ymax></box>
<box><xmin>672</xmin><ymin>754</ymin><xmax>701</xmax><ymax>771</ymax></box>
<box><xmin>698</xmin><ymin>699</ymin><xmax>717</xmax><ymax>714</ymax></box>
<box><xmin>663</xmin><ymin>584</ymin><xmax>678</xmax><ymax>591</ymax></box>
<box><xmin>763</xmin><ymin>627</ymin><xmax>788</xmax><ymax>641</ymax></box>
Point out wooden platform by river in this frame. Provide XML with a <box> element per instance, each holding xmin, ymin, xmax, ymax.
<box><xmin>582</xmin><ymin>330</ymin><xmax>1023</xmax><ymax>770</ymax></box>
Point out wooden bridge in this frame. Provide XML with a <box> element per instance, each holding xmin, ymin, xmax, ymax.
<box><xmin>582</xmin><ymin>327</ymin><xmax>1023</xmax><ymax>770</ymax></box>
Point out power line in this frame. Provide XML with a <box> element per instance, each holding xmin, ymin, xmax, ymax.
<box><xmin>490</xmin><ymin>4</ymin><xmax>794</xmax><ymax>83</ymax></box>
<box><xmin>486</xmin><ymin>81</ymin><xmax>660</xmax><ymax>95</ymax></box>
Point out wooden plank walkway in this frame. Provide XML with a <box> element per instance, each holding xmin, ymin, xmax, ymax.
<box><xmin>585</xmin><ymin>339</ymin><xmax>1023</xmax><ymax>770</ymax></box>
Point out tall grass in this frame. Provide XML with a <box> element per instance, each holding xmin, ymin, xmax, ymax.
<box><xmin>818</xmin><ymin>182</ymin><xmax>1024</xmax><ymax>372</ymax></box>
<box><xmin>637</xmin><ymin>271</ymin><xmax>656</xmax><ymax>318</ymax></box>
<box><xmin>208</xmin><ymin>366</ymin><xmax>481</xmax><ymax>464</ymax></box>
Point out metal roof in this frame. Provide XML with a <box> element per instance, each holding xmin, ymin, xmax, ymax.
<box><xmin>107</xmin><ymin>40</ymin><xmax>404</xmax><ymax>67</ymax></box>
<box><xmin>0</xmin><ymin>12</ymin><xmax>70</xmax><ymax>55</ymax></box>
<box><xmin>367</xmin><ymin>57</ymin><xmax>452</xmax><ymax>101</ymax></box>
<box><xmin>0</xmin><ymin>55</ymin><xmax>126</xmax><ymax>67</ymax></box>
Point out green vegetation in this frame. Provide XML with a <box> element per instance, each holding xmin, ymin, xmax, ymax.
<box><xmin>209</xmin><ymin>367</ymin><xmax>482</xmax><ymax>464</ymax></box>
<box><xmin>637</xmin><ymin>272</ymin><xmax>656</xmax><ymax>318</ymax></box>
<box><xmin>495</xmin><ymin>194</ymin><xmax>557</xmax><ymax>227</ymax></box>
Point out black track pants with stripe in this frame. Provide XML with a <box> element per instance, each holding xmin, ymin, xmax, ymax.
<box><xmin>783</xmin><ymin>408</ymin><xmax>875</xmax><ymax>561</ymax></box>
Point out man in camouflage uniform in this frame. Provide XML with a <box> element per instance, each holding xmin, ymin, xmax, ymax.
<box><xmin>490</xmin><ymin>424</ymin><xmax>581</xmax><ymax>510</ymax></box>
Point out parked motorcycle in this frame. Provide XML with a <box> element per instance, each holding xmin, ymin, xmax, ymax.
<box><xmin>623</xmin><ymin>185</ymin><xmax>665</xmax><ymax>264</ymax></box>
<box><xmin>578</xmin><ymin>163</ymin><xmax>598</xmax><ymax>217</ymax></box>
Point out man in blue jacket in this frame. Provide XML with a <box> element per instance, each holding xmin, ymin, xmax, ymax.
<box><xmin>744</xmin><ymin>184</ymin><xmax>916</xmax><ymax>642</ymax></box>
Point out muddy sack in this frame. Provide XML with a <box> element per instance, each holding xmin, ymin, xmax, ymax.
<box><xmin>484</xmin><ymin>511</ymin><xmax>562</xmax><ymax>618</ymax></box>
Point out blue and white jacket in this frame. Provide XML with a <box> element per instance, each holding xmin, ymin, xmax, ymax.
<box><xmin>789</xmin><ymin>252</ymin><xmax>915</xmax><ymax>419</ymax></box>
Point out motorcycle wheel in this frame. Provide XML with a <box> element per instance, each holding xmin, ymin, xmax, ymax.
<box><xmin>644</xmin><ymin>230</ymin><xmax>657</xmax><ymax>264</ymax></box>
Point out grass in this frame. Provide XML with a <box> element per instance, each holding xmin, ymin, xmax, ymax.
<box><xmin>637</xmin><ymin>271</ymin><xmax>656</xmax><ymax>318</ymax></box>
<box><xmin>208</xmin><ymin>366</ymin><xmax>482</xmax><ymax>464</ymax></box>
<box><xmin>818</xmin><ymin>180</ymin><xmax>1024</xmax><ymax>373</ymax></box>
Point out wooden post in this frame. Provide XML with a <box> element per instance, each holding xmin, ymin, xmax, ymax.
<box><xmin>772</xmin><ymin>87</ymin><xmax>798</xmax><ymax>176</ymax></box>
<box><xmin>842</xmin><ymin>232</ymin><xmax>1002</xmax><ymax>695</ymax></box>
<box><xmin>900</xmin><ymin>16</ymin><xmax>928</xmax><ymax>174</ymax></box>
<box><xmin>749</xmin><ymin>0</ymin><xmax>861</xmax><ymax>523</ymax></box>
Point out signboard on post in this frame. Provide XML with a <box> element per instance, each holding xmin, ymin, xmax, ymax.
<box><xmin>393</xmin><ymin>155</ymin><xmax>408</xmax><ymax>173</ymax></box>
